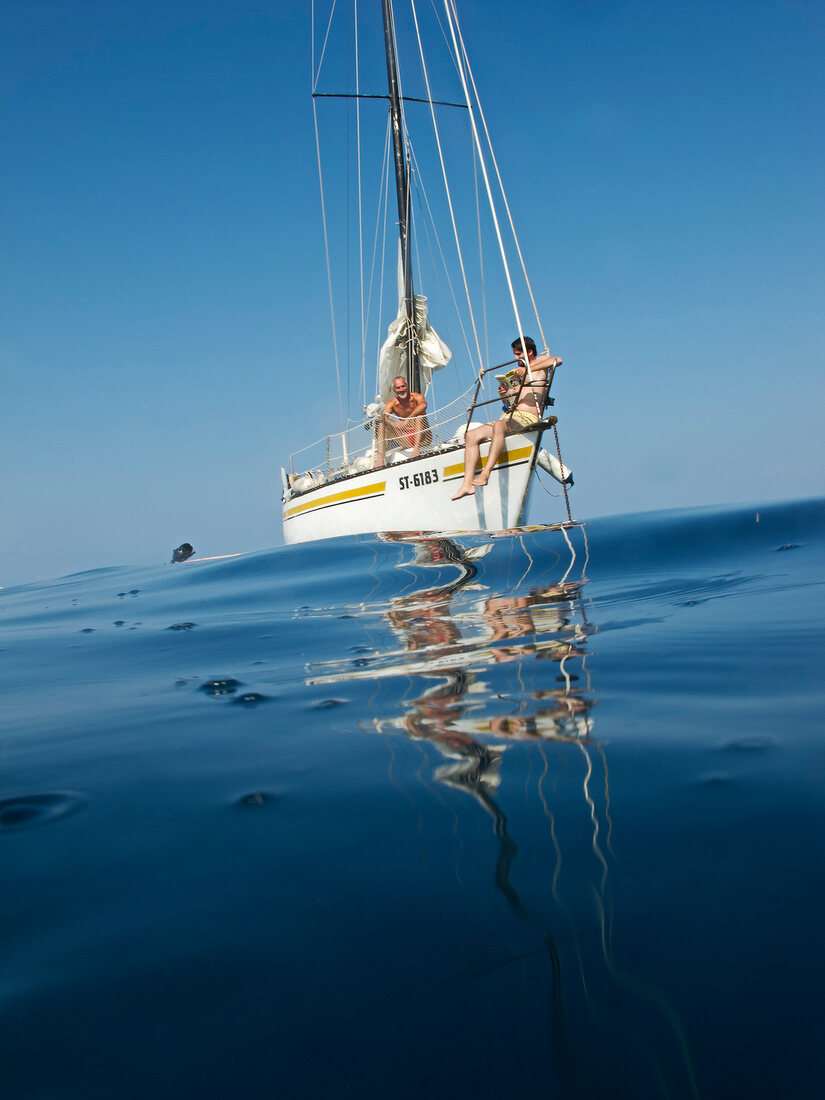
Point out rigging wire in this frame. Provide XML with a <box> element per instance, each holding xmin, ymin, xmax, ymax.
<box><xmin>315</xmin><ymin>0</ymin><xmax>550</xmax><ymax>424</ymax></box>
<box><xmin>312</xmin><ymin>46</ymin><xmax>345</xmax><ymax>430</ymax></box>
<box><xmin>447</xmin><ymin>1</ymin><xmax>548</xmax><ymax>351</ymax></box>
<box><xmin>345</xmin><ymin>2</ymin><xmax>351</xmax><ymax>416</ymax></box>
<box><xmin>427</xmin><ymin>0</ymin><xmax>461</xmax><ymax>86</ymax></box>
<box><xmin>412</xmin><ymin>172</ymin><xmax>463</xmax><ymax>396</ymax></box>
<box><xmin>410</xmin><ymin>0</ymin><xmax>484</xmax><ymax>377</ymax></box>
<box><xmin>407</xmin><ymin>162</ymin><xmax>445</xmax><ymax>408</ymax></box>
<box><xmin>355</xmin><ymin>1</ymin><xmax>367</xmax><ymax>413</ymax></box>
<box><xmin>406</xmin><ymin>140</ymin><xmax>475</xmax><ymax>387</ymax></box>
<box><xmin>375</xmin><ymin>124</ymin><xmax>391</xmax><ymax>397</ymax></box>
<box><xmin>364</xmin><ymin>121</ymin><xmax>393</xmax><ymax>407</ymax></box>
<box><xmin>471</xmin><ymin>126</ymin><xmax>489</xmax><ymax>368</ymax></box>
<box><xmin>442</xmin><ymin>0</ymin><xmax>527</xmax><ymax>355</ymax></box>
<box><xmin>312</xmin><ymin>0</ymin><xmax>338</xmax><ymax>91</ymax></box>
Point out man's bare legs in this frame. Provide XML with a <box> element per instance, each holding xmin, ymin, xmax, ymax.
<box><xmin>377</xmin><ymin>416</ymin><xmax>406</xmax><ymax>466</ymax></box>
<box><xmin>378</xmin><ymin>414</ymin><xmax>431</xmax><ymax>465</ymax></box>
<box><xmin>473</xmin><ymin>419</ymin><xmax>509</xmax><ymax>487</ymax></box>
<box><xmin>451</xmin><ymin>423</ymin><xmax>493</xmax><ymax>500</ymax></box>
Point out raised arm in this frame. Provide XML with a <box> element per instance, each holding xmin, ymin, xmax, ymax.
<box><xmin>528</xmin><ymin>353</ymin><xmax>562</xmax><ymax>377</ymax></box>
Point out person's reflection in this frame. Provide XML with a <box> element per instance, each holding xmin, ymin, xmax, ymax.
<box><xmin>398</xmin><ymin>672</ymin><xmax>507</xmax><ymax>798</ymax></box>
<box><xmin>384</xmin><ymin>535</ymin><xmax>488</xmax><ymax>656</ymax></box>
<box><xmin>387</xmin><ymin>590</ymin><xmax>461</xmax><ymax>652</ymax></box>
<box><xmin>354</xmin><ymin>531</ymin><xmax>694</xmax><ymax>1093</ymax></box>
<box><xmin>381</xmin><ymin>541</ymin><xmax>594</xmax><ymax>748</ymax></box>
<box><xmin>484</xmin><ymin>581</ymin><xmax>587</xmax><ymax>665</ymax></box>
<box><xmin>489</xmin><ymin>692</ymin><xmax>591</xmax><ymax>742</ymax></box>
<box><xmin>400</xmin><ymin>661</ymin><xmax>592</xmax><ymax>752</ymax></box>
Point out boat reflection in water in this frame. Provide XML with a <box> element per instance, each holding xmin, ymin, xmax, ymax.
<box><xmin>383</xmin><ymin>536</ymin><xmax>592</xmax><ymax>776</ymax></box>
<box><xmin>308</xmin><ymin>525</ymin><xmax>698</xmax><ymax>1099</ymax></box>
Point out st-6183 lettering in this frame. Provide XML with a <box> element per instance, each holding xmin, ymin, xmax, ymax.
<box><xmin>398</xmin><ymin>468</ymin><xmax>439</xmax><ymax>491</ymax></box>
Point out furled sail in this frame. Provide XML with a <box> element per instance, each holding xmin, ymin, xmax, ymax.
<box><xmin>378</xmin><ymin>296</ymin><xmax>451</xmax><ymax>401</ymax></box>
<box><xmin>378</xmin><ymin>254</ymin><xmax>451</xmax><ymax>400</ymax></box>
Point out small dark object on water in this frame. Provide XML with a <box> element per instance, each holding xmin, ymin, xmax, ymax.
<box><xmin>232</xmin><ymin>692</ymin><xmax>270</xmax><ymax>706</ymax></box>
<box><xmin>172</xmin><ymin>543</ymin><xmax>195</xmax><ymax>563</ymax></box>
<box><xmin>237</xmin><ymin>791</ymin><xmax>278</xmax><ymax>808</ymax></box>
<box><xmin>199</xmin><ymin>678</ymin><xmax>243</xmax><ymax>696</ymax></box>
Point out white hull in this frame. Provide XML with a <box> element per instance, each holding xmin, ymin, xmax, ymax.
<box><xmin>283</xmin><ymin>432</ymin><xmax>542</xmax><ymax>544</ymax></box>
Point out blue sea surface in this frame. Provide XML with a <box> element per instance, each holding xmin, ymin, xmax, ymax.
<box><xmin>1</xmin><ymin>499</ymin><xmax>824</xmax><ymax>1099</ymax></box>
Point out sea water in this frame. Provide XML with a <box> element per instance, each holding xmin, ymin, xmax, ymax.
<box><xmin>1</xmin><ymin>498</ymin><xmax>823</xmax><ymax>1099</ymax></box>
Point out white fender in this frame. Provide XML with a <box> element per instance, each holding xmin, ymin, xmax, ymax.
<box><xmin>451</xmin><ymin>421</ymin><xmax>487</xmax><ymax>445</ymax></box>
<box><xmin>536</xmin><ymin>448</ymin><xmax>573</xmax><ymax>485</ymax></box>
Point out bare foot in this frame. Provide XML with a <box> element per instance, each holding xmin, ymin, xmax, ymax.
<box><xmin>472</xmin><ymin>475</ymin><xmax>489</xmax><ymax>488</ymax></box>
<box><xmin>451</xmin><ymin>485</ymin><xmax>476</xmax><ymax>500</ymax></box>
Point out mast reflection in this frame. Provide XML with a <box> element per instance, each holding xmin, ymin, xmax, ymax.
<box><xmin>307</xmin><ymin>525</ymin><xmax>698</xmax><ymax>1098</ymax></box>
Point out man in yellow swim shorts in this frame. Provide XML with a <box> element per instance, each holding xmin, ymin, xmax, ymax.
<box><xmin>451</xmin><ymin>337</ymin><xmax>561</xmax><ymax>501</ymax></box>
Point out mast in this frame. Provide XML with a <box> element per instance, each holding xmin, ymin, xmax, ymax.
<box><xmin>381</xmin><ymin>0</ymin><xmax>420</xmax><ymax>392</ymax></box>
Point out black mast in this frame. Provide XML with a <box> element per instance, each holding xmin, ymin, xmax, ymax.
<box><xmin>381</xmin><ymin>0</ymin><xmax>419</xmax><ymax>392</ymax></box>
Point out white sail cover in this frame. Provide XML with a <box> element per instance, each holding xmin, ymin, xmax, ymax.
<box><xmin>378</xmin><ymin>253</ymin><xmax>451</xmax><ymax>401</ymax></box>
<box><xmin>377</xmin><ymin>295</ymin><xmax>451</xmax><ymax>401</ymax></box>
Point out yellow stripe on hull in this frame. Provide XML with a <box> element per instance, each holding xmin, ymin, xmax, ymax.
<box><xmin>441</xmin><ymin>444</ymin><xmax>533</xmax><ymax>482</ymax></box>
<box><xmin>283</xmin><ymin>479</ymin><xmax>387</xmax><ymax>520</ymax></box>
<box><xmin>282</xmin><ymin>434</ymin><xmax>542</xmax><ymax>543</ymax></box>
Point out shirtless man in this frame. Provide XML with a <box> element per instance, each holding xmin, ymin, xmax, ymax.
<box><xmin>451</xmin><ymin>337</ymin><xmax>561</xmax><ymax>501</ymax></box>
<box><xmin>377</xmin><ymin>376</ymin><xmax>430</xmax><ymax>464</ymax></box>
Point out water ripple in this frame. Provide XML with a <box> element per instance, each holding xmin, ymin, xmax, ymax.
<box><xmin>0</xmin><ymin>791</ymin><xmax>87</xmax><ymax>833</ymax></box>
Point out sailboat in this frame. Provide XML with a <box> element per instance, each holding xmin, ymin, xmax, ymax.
<box><xmin>281</xmin><ymin>0</ymin><xmax>574</xmax><ymax>545</ymax></box>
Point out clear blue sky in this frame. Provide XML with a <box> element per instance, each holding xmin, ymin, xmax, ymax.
<box><xmin>2</xmin><ymin>0</ymin><xmax>823</xmax><ymax>587</ymax></box>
